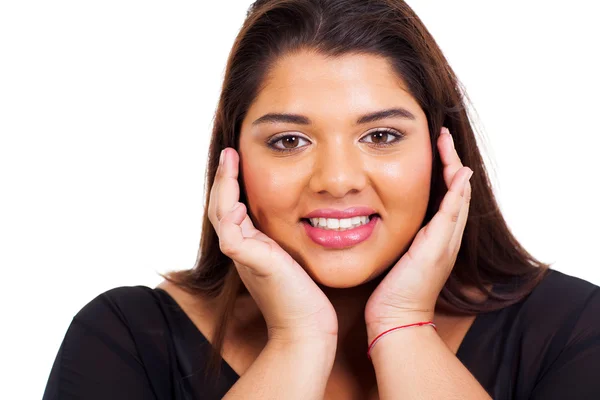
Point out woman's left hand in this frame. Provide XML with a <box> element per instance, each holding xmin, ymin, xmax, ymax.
<box><xmin>364</xmin><ymin>126</ymin><xmax>473</xmax><ymax>342</ymax></box>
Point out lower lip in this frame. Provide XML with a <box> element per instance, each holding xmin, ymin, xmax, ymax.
<box><xmin>302</xmin><ymin>216</ymin><xmax>379</xmax><ymax>249</ymax></box>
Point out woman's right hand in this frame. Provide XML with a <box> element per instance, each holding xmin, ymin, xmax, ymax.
<box><xmin>208</xmin><ymin>147</ymin><xmax>338</xmax><ymax>345</ymax></box>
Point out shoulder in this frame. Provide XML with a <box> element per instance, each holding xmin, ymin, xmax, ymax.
<box><xmin>66</xmin><ymin>285</ymin><xmax>174</xmax><ymax>367</ymax></box>
<box><xmin>528</xmin><ymin>268</ymin><xmax>599</xmax><ymax>299</ymax></box>
<box><xmin>510</xmin><ymin>270</ymin><xmax>600</xmax><ymax>398</ymax></box>
<box><xmin>73</xmin><ymin>285</ymin><xmax>167</xmax><ymax>330</ymax></box>
<box><xmin>43</xmin><ymin>286</ymin><xmax>177</xmax><ymax>399</ymax></box>
<box><xmin>78</xmin><ymin>285</ymin><xmax>158</xmax><ymax>311</ymax></box>
<box><xmin>517</xmin><ymin>269</ymin><xmax>600</xmax><ymax>330</ymax></box>
<box><xmin>513</xmin><ymin>269</ymin><xmax>600</xmax><ymax>369</ymax></box>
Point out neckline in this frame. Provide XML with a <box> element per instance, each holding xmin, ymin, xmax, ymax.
<box><xmin>154</xmin><ymin>287</ymin><xmax>241</xmax><ymax>380</ymax></box>
<box><xmin>455</xmin><ymin>282</ymin><xmax>506</xmax><ymax>363</ymax></box>
<box><xmin>454</xmin><ymin>310</ymin><xmax>487</xmax><ymax>363</ymax></box>
<box><xmin>155</xmin><ymin>286</ymin><xmax>489</xmax><ymax>379</ymax></box>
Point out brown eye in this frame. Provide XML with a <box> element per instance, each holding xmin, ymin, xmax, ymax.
<box><xmin>267</xmin><ymin>134</ymin><xmax>310</xmax><ymax>152</ymax></box>
<box><xmin>360</xmin><ymin>128</ymin><xmax>404</xmax><ymax>146</ymax></box>
<box><xmin>282</xmin><ymin>136</ymin><xmax>299</xmax><ymax>148</ymax></box>
<box><xmin>370</xmin><ymin>131</ymin><xmax>389</xmax><ymax>144</ymax></box>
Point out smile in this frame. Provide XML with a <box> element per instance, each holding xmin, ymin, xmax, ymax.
<box><xmin>301</xmin><ymin>214</ymin><xmax>380</xmax><ymax>249</ymax></box>
<box><xmin>307</xmin><ymin>215</ymin><xmax>372</xmax><ymax>230</ymax></box>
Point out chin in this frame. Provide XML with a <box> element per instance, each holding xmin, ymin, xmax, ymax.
<box><xmin>300</xmin><ymin>256</ymin><xmax>389</xmax><ymax>289</ymax></box>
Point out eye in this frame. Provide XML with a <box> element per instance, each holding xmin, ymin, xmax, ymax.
<box><xmin>267</xmin><ymin>134</ymin><xmax>311</xmax><ymax>152</ymax></box>
<box><xmin>360</xmin><ymin>128</ymin><xmax>404</xmax><ymax>146</ymax></box>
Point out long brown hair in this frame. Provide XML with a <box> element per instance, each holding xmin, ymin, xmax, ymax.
<box><xmin>163</xmin><ymin>0</ymin><xmax>550</xmax><ymax>382</ymax></box>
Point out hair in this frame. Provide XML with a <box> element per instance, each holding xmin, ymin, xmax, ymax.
<box><xmin>162</xmin><ymin>0</ymin><xmax>550</xmax><ymax>383</ymax></box>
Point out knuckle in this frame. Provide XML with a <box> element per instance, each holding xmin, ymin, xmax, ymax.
<box><xmin>215</xmin><ymin>164</ymin><xmax>223</xmax><ymax>178</ymax></box>
<box><xmin>464</xmin><ymin>186</ymin><xmax>472</xmax><ymax>203</ymax></box>
<box><xmin>207</xmin><ymin>207</ymin><xmax>216</xmax><ymax>225</ymax></box>
<box><xmin>219</xmin><ymin>240</ymin><xmax>237</xmax><ymax>257</ymax></box>
<box><xmin>209</xmin><ymin>215</ymin><xmax>219</xmax><ymax>232</ymax></box>
<box><xmin>451</xmin><ymin>210</ymin><xmax>460</xmax><ymax>223</ymax></box>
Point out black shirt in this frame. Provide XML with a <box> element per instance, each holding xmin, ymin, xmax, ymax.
<box><xmin>42</xmin><ymin>269</ymin><xmax>600</xmax><ymax>399</ymax></box>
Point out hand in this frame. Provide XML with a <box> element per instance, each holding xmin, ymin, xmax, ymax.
<box><xmin>364</xmin><ymin>127</ymin><xmax>473</xmax><ymax>341</ymax></box>
<box><xmin>208</xmin><ymin>148</ymin><xmax>338</xmax><ymax>344</ymax></box>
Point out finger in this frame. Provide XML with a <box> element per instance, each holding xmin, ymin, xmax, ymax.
<box><xmin>215</xmin><ymin>148</ymin><xmax>241</xmax><ymax>220</ymax></box>
<box><xmin>449</xmin><ymin>178</ymin><xmax>472</xmax><ymax>252</ymax></box>
<box><xmin>407</xmin><ymin>167</ymin><xmax>472</xmax><ymax>264</ymax></box>
<box><xmin>240</xmin><ymin>214</ymin><xmax>257</xmax><ymax>238</ymax></box>
<box><xmin>218</xmin><ymin>202</ymin><xmax>273</xmax><ymax>277</ymax></box>
<box><xmin>208</xmin><ymin>148</ymin><xmax>260</xmax><ymax>242</ymax></box>
<box><xmin>207</xmin><ymin>149</ymin><xmax>227</xmax><ymax>229</ymax></box>
<box><xmin>438</xmin><ymin>127</ymin><xmax>464</xmax><ymax>190</ymax></box>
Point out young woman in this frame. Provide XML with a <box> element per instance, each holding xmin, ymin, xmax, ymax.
<box><xmin>43</xmin><ymin>0</ymin><xmax>600</xmax><ymax>399</ymax></box>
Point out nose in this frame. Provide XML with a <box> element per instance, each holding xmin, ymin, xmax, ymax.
<box><xmin>308</xmin><ymin>140</ymin><xmax>368</xmax><ymax>198</ymax></box>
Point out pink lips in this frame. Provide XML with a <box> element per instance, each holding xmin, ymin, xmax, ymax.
<box><xmin>302</xmin><ymin>207</ymin><xmax>379</xmax><ymax>249</ymax></box>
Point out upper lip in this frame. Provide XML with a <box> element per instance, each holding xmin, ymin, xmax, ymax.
<box><xmin>303</xmin><ymin>206</ymin><xmax>378</xmax><ymax>219</ymax></box>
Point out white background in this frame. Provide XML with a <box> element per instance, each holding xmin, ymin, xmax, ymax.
<box><xmin>1</xmin><ymin>1</ymin><xmax>599</xmax><ymax>398</ymax></box>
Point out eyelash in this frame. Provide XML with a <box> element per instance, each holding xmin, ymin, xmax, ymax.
<box><xmin>266</xmin><ymin>128</ymin><xmax>405</xmax><ymax>153</ymax></box>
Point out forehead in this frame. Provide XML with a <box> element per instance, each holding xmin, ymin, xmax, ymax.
<box><xmin>245</xmin><ymin>50</ymin><xmax>423</xmax><ymax>124</ymax></box>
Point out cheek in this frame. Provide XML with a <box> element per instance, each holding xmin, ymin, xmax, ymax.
<box><xmin>367</xmin><ymin>153</ymin><xmax>432</xmax><ymax>272</ymax></box>
<box><xmin>374</xmin><ymin>153</ymin><xmax>432</xmax><ymax>205</ymax></box>
<box><xmin>241</xmin><ymin>161</ymin><xmax>305</xmax><ymax>228</ymax></box>
<box><xmin>370</xmin><ymin>149</ymin><xmax>432</xmax><ymax>253</ymax></box>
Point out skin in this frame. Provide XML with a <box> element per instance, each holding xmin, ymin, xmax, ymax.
<box><xmin>240</xmin><ymin>49</ymin><xmax>437</xmax><ymax>344</ymax></box>
<box><xmin>239</xmin><ymin>50</ymin><xmax>432</xmax><ymax>290</ymax></box>
<box><xmin>238</xmin><ymin>50</ymin><xmax>433</xmax><ymax>359</ymax></box>
<box><xmin>159</xmin><ymin>49</ymin><xmax>490</xmax><ymax>398</ymax></box>
<box><xmin>234</xmin><ymin>49</ymin><xmax>485</xmax><ymax>395</ymax></box>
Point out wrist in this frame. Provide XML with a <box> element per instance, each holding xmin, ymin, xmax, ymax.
<box><xmin>366</xmin><ymin>311</ymin><xmax>434</xmax><ymax>344</ymax></box>
<box><xmin>267</xmin><ymin>325</ymin><xmax>338</xmax><ymax>345</ymax></box>
<box><xmin>367</xmin><ymin>321</ymin><xmax>439</xmax><ymax>362</ymax></box>
<box><xmin>267</xmin><ymin>332</ymin><xmax>337</xmax><ymax>354</ymax></box>
<box><xmin>267</xmin><ymin>335</ymin><xmax>338</xmax><ymax>367</ymax></box>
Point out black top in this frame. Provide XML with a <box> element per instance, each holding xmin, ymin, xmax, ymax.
<box><xmin>43</xmin><ymin>269</ymin><xmax>600</xmax><ymax>399</ymax></box>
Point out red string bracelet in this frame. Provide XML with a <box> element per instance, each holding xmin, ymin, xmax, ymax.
<box><xmin>367</xmin><ymin>321</ymin><xmax>437</xmax><ymax>360</ymax></box>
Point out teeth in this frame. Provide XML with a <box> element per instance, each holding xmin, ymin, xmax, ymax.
<box><xmin>308</xmin><ymin>215</ymin><xmax>373</xmax><ymax>230</ymax></box>
<box><xmin>339</xmin><ymin>218</ymin><xmax>352</xmax><ymax>228</ymax></box>
<box><xmin>327</xmin><ymin>218</ymin><xmax>339</xmax><ymax>229</ymax></box>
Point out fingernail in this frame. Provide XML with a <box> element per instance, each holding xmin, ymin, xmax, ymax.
<box><xmin>219</xmin><ymin>149</ymin><xmax>225</xmax><ymax>166</ymax></box>
<box><xmin>462</xmin><ymin>169</ymin><xmax>473</xmax><ymax>195</ymax></box>
<box><xmin>442</xmin><ymin>127</ymin><xmax>454</xmax><ymax>148</ymax></box>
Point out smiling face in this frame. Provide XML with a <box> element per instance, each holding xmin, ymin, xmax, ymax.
<box><xmin>238</xmin><ymin>50</ymin><xmax>433</xmax><ymax>289</ymax></box>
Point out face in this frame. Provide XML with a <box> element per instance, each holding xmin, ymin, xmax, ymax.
<box><xmin>238</xmin><ymin>50</ymin><xmax>432</xmax><ymax>289</ymax></box>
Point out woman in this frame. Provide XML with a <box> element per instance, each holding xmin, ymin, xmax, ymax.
<box><xmin>43</xmin><ymin>0</ymin><xmax>600</xmax><ymax>399</ymax></box>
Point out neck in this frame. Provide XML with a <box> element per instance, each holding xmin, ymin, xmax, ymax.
<box><xmin>317</xmin><ymin>273</ymin><xmax>386</xmax><ymax>362</ymax></box>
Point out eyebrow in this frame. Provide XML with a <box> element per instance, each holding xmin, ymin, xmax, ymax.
<box><xmin>251</xmin><ymin>107</ymin><xmax>416</xmax><ymax>126</ymax></box>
